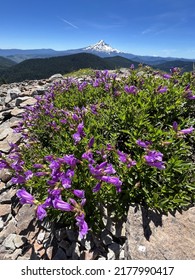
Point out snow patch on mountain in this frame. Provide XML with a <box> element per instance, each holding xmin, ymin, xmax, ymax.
<box><xmin>84</xmin><ymin>40</ymin><xmax>121</xmax><ymax>54</ymax></box>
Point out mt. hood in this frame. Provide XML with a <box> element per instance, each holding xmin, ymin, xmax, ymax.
<box><xmin>83</xmin><ymin>40</ymin><xmax>121</xmax><ymax>55</ymax></box>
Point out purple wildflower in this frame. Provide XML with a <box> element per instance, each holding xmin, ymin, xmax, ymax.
<box><xmin>63</xmin><ymin>154</ymin><xmax>78</xmax><ymax>169</ymax></box>
<box><xmin>47</xmin><ymin>179</ymin><xmax>57</xmax><ymax>186</ymax></box>
<box><xmin>44</xmin><ymin>189</ymin><xmax>62</xmax><ymax>207</ymax></box>
<box><xmin>16</xmin><ymin>188</ymin><xmax>35</xmax><ymax>205</ymax></box>
<box><xmin>104</xmin><ymin>164</ymin><xmax>116</xmax><ymax>174</ymax></box>
<box><xmin>157</xmin><ymin>85</ymin><xmax>168</xmax><ymax>93</ymax></box>
<box><xmin>90</xmin><ymin>105</ymin><xmax>98</xmax><ymax>115</ymax></box>
<box><xmin>61</xmin><ymin>176</ymin><xmax>72</xmax><ymax>189</ymax></box>
<box><xmin>124</xmin><ymin>85</ymin><xmax>138</xmax><ymax>94</ymax></box>
<box><xmin>173</xmin><ymin>121</ymin><xmax>178</xmax><ymax>132</ymax></box>
<box><xmin>24</xmin><ymin>170</ymin><xmax>34</xmax><ymax>180</ymax></box>
<box><xmin>78</xmin><ymin>81</ymin><xmax>88</xmax><ymax>92</ymax></box>
<box><xmin>72</xmin><ymin>122</ymin><xmax>85</xmax><ymax>144</ymax></box>
<box><xmin>163</xmin><ymin>74</ymin><xmax>172</xmax><ymax>79</ymax></box>
<box><xmin>127</xmin><ymin>160</ymin><xmax>137</xmax><ymax>168</ymax></box>
<box><xmin>106</xmin><ymin>143</ymin><xmax>114</xmax><ymax>151</ymax></box>
<box><xmin>185</xmin><ymin>84</ymin><xmax>190</xmax><ymax>91</ymax></box>
<box><xmin>34</xmin><ymin>171</ymin><xmax>47</xmax><ymax>177</ymax></box>
<box><xmin>49</xmin><ymin>160</ymin><xmax>60</xmax><ymax>171</ymax></box>
<box><xmin>53</xmin><ymin>198</ymin><xmax>74</xmax><ymax>212</ymax></box>
<box><xmin>75</xmin><ymin>214</ymin><xmax>89</xmax><ymax>239</ymax></box>
<box><xmin>81</xmin><ymin>198</ymin><xmax>87</xmax><ymax>207</ymax></box>
<box><xmin>130</xmin><ymin>64</ymin><xmax>135</xmax><ymax>70</ymax></box>
<box><xmin>11</xmin><ymin>175</ymin><xmax>26</xmax><ymax>184</ymax></box>
<box><xmin>88</xmin><ymin>137</ymin><xmax>95</xmax><ymax>148</ymax></box>
<box><xmin>88</xmin><ymin>164</ymin><xmax>103</xmax><ymax>179</ymax></box>
<box><xmin>65</xmin><ymin>169</ymin><xmax>74</xmax><ymax>178</ymax></box>
<box><xmin>144</xmin><ymin>150</ymin><xmax>165</xmax><ymax>170</ymax></box>
<box><xmin>60</xmin><ymin>119</ymin><xmax>67</xmax><ymax>124</ymax></box>
<box><xmin>10</xmin><ymin>160</ymin><xmax>24</xmax><ymax>172</ymax></box>
<box><xmin>93</xmin><ymin>79</ymin><xmax>100</xmax><ymax>87</ymax></box>
<box><xmin>36</xmin><ymin>205</ymin><xmax>47</xmax><ymax>221</ymax></box>
<box><xmin>136</xmin><ymin>139</ymin><xmax>152</xmax><ymax>148</ymax></box>
<box><xmin>186</xmin><ymin>91</ymin><xmax>195</xmax><ymax>100</ymax></box>
<box><xmin>44</xmin><ymin>155</ymin><xmax>54</xmax><ymax>162</ymax></box>
<box><xmin>117</xmin><ymin>150</ymin><xmax>128</xmax><ymax>163</ymax></box>
<box><xmin>101</xmin><ymin>176</ymin><xmax>122</xmax><ymax>192</ymax></box>
<box><xmin>77</xmin><ymin>122</ymin><xmax>85</xmax><ymax>136</ymax></box>
<box><xmin>178</xmin><ymin>126</ymin><xmax>194</xmax><ymax>135</ymax></box>
<box><xmin>73</xmin><ymin>132</ymin><xmax>81</xmax><ymax>143</ymax></box>
<box><xmin>170</xmin><ymin>67</ymin><xmax>179</xmax><ymax>74</ymax></box>
<box><xmin>92</xmin><ymin>182</ymin><xmax>102</xmax><ymax>192</ymax></box>
<box><xmin>82</xmin><ymin>151</ymin><xmax>95</xmax><ymax>163</ymax></box>
<box><xmin>73</xmin><ymin>189</ymin><xmax>85</xmax><ymax>199</ymax></box>
<box><xmin>69</xmin><ymin>198</ymin><xmax>77</xmax><ymax>206</ymax></box>
<box><xmin>0</xmin><ymin>159</ymin><xmax>10</xmax><ymax>170</ymax></box>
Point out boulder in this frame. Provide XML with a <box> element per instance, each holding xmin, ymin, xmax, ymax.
<box><xmin>125</xmin><ymin>204</ymin><xmax>195</xmax><ymax>260</ymax></box>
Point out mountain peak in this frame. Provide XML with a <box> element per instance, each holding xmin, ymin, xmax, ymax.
<box><xmin>84</xmin><ymin>40</ymin><xmax>121</xmax><ymax>54</ymax></box>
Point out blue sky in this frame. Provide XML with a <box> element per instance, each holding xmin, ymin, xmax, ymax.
<box><xmin>1</xmin><ymin>0</ymin><xmax>195</xmax><ymax>58</ymax></box>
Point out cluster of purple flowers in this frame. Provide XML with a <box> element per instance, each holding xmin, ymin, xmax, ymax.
<box><xmin>117</xmin><ymin>150</ymin><xmax>137</xmax><ymax>168</ymax></box>
<box><xmin>16</xmin><ymin>187</ymin><xmax>88</xmax><ymax>238</ymax></box>
<box><xmin>144</xmin><ymin>150</ymin><xmax>165</xmax><ymax>170</ymax></box>
<box><xmin>136</xmin><ymin>139</ymin><xmax>165</xmax><ymax>170</ymax></box>
<box><xmin>89</xmin><ymin>161</ymin><xmax>122</xmax><ymax>193</ymax></box>
<box><xmin>124</xmin><ymin>85</ymin><xmax>138</xmax><ymax>94</ymax></box>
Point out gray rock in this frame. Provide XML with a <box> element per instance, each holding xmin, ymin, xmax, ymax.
<box><xmin>6</xmin><ymin>248</ymin><xmax>22</xmax><ymax>260</ymax></box>
<box><xmin>125</xmin><ymin>204</ymin><xmax>195</xmax><ymax>260</ymax></box>
<box><xmin>0</xmin><ymin>122</ymin><xmax>13</xmax><ymax>140</ymax></box>
<box><xmin>0</xmin><ymin>182</ymin><xmax>5</xmax><ymax>191</ymax></box>
<box><xmin>0</xmin><ymin>135</ymin><xmax>21</xmax><ymax>153</ymax></box>
<box><xmin>0</xmin><ymin>204</ymin><xmax>11</xmax><ymax>216</ymax></box>
<box><xmin>49</xmin><ymin>74</ymin><xmax>64</xmax><ymax>81</ymax></box>
<box><xmin>5</xmin><ymin>88</ymin><xmax>21</xmax><ymax>104</ymax></box>
<box><xmin>0</xmin><ymin>169</ymin><xmax>13</xmax><ymax>183</ymax></box>
<box><xmin>31</xmin><ymin>87</ymin><xmax>46</xmax><ymax>96</ymax></box>
<box><xmin>13</xmin><ymin>234</ymin><xmax>27</xmax><ymax>248</ymax></box>
<box><xmin>10</xmin><ymin>107</ymin><xmax>25</xmax><ymax>117</ymax></box>
<box><xmin>0</xmin><ymin>220</ymin><xmax>17</xmax><ymax>244</ymax></box>
<box><xmin>2</xmin><ymin>233</ymin><xmax>16</xmax><ymax>251</ymax></box>
<box><xmin>0</xmin><ymin>188</ymin><xmax>16</xmax><ymax>203</ymax></box>
<box><xmin>17</xmin><ymin>97</ymin><xmax>37</xmax><ymax>107</ymax></box>
<box><xmin>15</xmin><ymin>204</ymin><xmax>36</xmax><ymax>234</ymax></box>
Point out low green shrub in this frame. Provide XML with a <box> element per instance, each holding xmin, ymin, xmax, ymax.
<box><xmin>1</xmin><ymin>66</ymin><xmax>194</xmax><ymax>238</ymax></box>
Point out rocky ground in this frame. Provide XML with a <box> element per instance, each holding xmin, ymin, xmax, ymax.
<box><xmin>0</xmin><ymin>71</ymin><xmax>194</xmax><ymax>260</ymax></box>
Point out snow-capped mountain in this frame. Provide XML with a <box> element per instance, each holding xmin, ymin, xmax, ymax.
<box><xmin>83</xmin><ymin>40</ymin><xmax>121</xmax><ymax>55</ymax></box>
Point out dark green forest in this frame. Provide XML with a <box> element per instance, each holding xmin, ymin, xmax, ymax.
<box><xmin>0</xmin><ymin>52</ymin><xmax>193</xmax><ymax>84</ymax></box>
